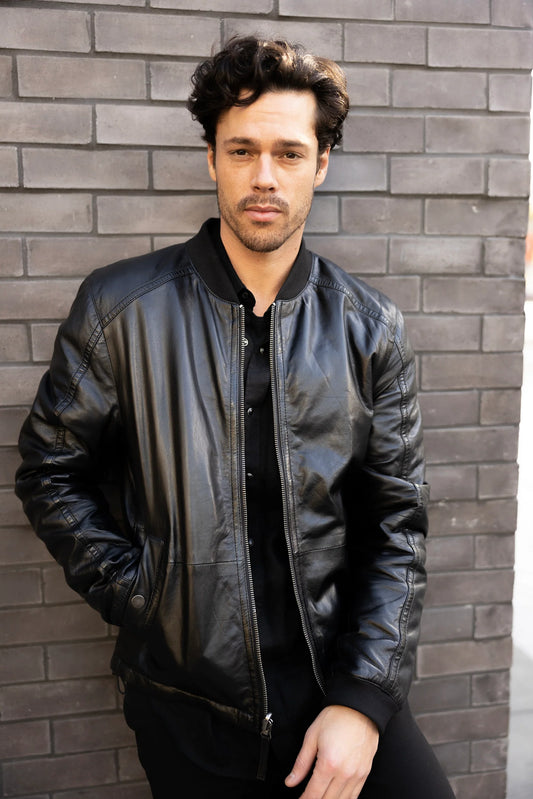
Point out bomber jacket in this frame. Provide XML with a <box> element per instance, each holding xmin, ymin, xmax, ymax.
<box><xmin>16</xmin><ymin>218</ymin><xmax>429</xmax><ymax>742</ymax></box>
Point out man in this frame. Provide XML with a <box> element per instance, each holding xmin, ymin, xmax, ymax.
<box><xmin>16</xmin><ymin>37</ymin><xmax>455</xmax><ymax>799</ymax></box>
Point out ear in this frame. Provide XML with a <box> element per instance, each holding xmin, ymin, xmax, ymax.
<box><xmin>207</xmin><ymin>144</ymin><xmax>217</xmax><ymax>182</ymax></box>
<box><xmin>313</xmin><ymin>147</ymin><xmax>330</xmax><ymax>189</ymax></box>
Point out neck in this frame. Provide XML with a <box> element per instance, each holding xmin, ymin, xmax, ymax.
<box><xmin>219</xmin><ymin>220</ymin><xmax>303</xmax><ymax>316</ymax></box>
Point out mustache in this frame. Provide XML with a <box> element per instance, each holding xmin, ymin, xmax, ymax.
<box><xmin>237</xmin><ymin>196</ymin><xmax>289</xmax><ymax>213</ymax></box>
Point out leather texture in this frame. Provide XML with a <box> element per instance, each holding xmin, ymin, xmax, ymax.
<box><xmin>16</xmin><ymin>222</ymin><xmax>428</xmax><ymax>733</ymax></box>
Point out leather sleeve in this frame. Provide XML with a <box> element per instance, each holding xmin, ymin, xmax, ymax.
<box><xmin>327</xmin><ymin>308</ymin><xmax>428</xmax><ymax>732</ymax></box>
<box><xmin>15</xmin><ymin>277</ymin><xmax>141</xmax><ymax>627</ymax></box>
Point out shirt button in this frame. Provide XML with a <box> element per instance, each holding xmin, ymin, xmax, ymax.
<box><xmin>259</xmin><ymin>347</ymin><xmax>265</xmax><ymax>354</ymax></box>
<box><xmin>249</xmin><ymin>538</ymin><xmax>254</xmax><ymax>547</ymax></box>
<box><xmin>243</xmin><ymin>337</ymin><xmax>249</xmax><ymax>347</ymax></box>
<box><xmin>246</xmin><ymin>472</ymin><xmax>253</xmax><ymax>479</ymax></box>
<box><xmin>247</xmin><ymin>407</ymin><xmax>254</xmax><ymax>415</ymax></box>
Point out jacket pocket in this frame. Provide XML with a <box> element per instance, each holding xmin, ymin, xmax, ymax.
<box><xmin>120</xmin><ymin>534</ymin><xmax>166</xmax><ymax>633</ymax></box>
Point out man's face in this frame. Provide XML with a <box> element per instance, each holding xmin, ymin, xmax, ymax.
<box><xmin>207</xmin><ymin>90</ymin><xmax>330</xmax><ymax>254</ymax></box>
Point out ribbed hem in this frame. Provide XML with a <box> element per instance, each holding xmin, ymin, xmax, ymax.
<box><xmin>325</xmin><ymin>674</ymin><xmax>400</xmax><ymax>736</ymax></box>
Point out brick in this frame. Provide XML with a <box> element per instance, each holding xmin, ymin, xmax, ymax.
<box><xmin>363</xmin><ymin>276</ymin><xmax>421</xmax><ymax>312</ymax></box>
<box><xmin>54</xmin><ymin>712</ymin><xmax>133</xmax><ymax>753</ymax></box>
<box><xmin>0</xmin><ymin>676</ymin><xmax>117</xmax><ymax>722</ymax></box>
<box><xmin>43</xmin><ymin>564</ymin><xmax>83</xmax><ymax>605</ymax></box>
<box><xmin>0</xmin><ymin>719</ymin><xmax>50</xmax><ymax>762</ymax></box>
<box><xmin>426</xmin><ymin>199</ymin><xmax>529</xmax><ymax>237</ymax></box>
<box><xmin>307</xmin><ymin>236</ymin><xmax>387</xmax><ymax>274</ymax></box>
<box><xmin>428</xmin><ymin>499</ymin><xmax>517</xmax><ymax>536</ymax></box>
<box><xmin>475</xmin><ymin>604</ymin><xmax>513</xmax><ymax>639</ymax></box>
<box><xmin>424</xmin><ymin>571</ymin><xmax>514</xmax><ymax>608</ymax></box>
<box><xmin>426</xmin><ymin>534</ymin><xmax>475</xmax><ymax>569</ymax></box>
<box><xmin>31</xmin><ymin>323</ymin><xmax>60</xmax><ymax>363</ymax></box>
<box><xmin>305</xmin><ymin>197</ymin><xmax>339</xmax><ymax>233</ymax></box>
<box><xmin>391</xmin><ymin>156</ymin><xmax>485</xmax><ymax>195</ymax></box>
<box><xmin>409</xmin><ymin>675</ymin><xmax>470</xmax><ymax>713</ymax></box>
<box><xmin>0</xmin><ymin>146</ymin><xmax>18</xmax><ymax>186</ymax></box>
<box><xmin>478</xmin><ymin>464</ymin><xmax>518</xmax><ymax>500</ymax></box>
<box><xmin>429</xmin><ymin>28</ymin><xmax>533</xmax><ymax>69</ymax></box>
<box><xmin>153</xmin><ymin>151</ymin><xmax>221</xmax><ymax>192</ymax></box>
<box><xmin>0</xmin><ymin>568</ymin><xmax>41</xmax><ymax>607</ymax></box>
<box><xmin>0</xmin><ymin>8</ymin><xmax>90</xmax><ymax>53</ymax></box>
<box><xmin>0</xmin><ymin>324</ymin><xmax>30</xmax><ymax>361</ymax></box>
<box><xmin>344</xmin><ymin>113</ymin><xmax>424</xmax><ymax>152</ymax></box>
<box><xmin>95</xmin><ymin>12</ymin><xmax>220</xmax><ymax>57</ymax></box>
<box><xmin>280</xmin><ymin>0</ymin><xmax>392</xmax><ymax>17</ymax></box>
<box><xmin>342</xmin><ymin>197</ymin><xmax>422</xmax><ymax>234</ymax></box>
<box><xmin>472</xmin><ymin>738</ymin><xmax>507</xmax><ymax>772</ymax></box>
<box><xmin>472</xmin><ymin>671</ymin><xmax>510</xmax><ymax>706</ymax></box>
<box><xmin>488</xmin><ymin>158</ymin><xmax>531</xmax><ymax>198</ymax></box>
<box><xmin>3</xmin><ymin>750</ymin><xmax>116</xmax><ymax>795</ymax></box>
<box><xmin>343</xmin><ymin>66</ymin><xmax>390</xmax><ymax>107</ymax></box>
<box><xmin>417</xmin><ymin>705</ymin><xmax>509</xmax><ymax>744</ymax></box>
<box><xmin>395</xmin><ymin>0</ymin><xmax>490</xmax><ymax>22</ymax></box>
<box><xmin>492</xmin><ymin>0</ymin><xmax>533</xmax><ymax>28</ymax></box>
<box><xmin>97</xmin><ymin>104</ymin><xmax>202</xmax><ymax>146</ymax></box>
<box><xmin>0</xmin><ymin>447</ymin><xmax>20</xmax><ymax>486</ymax></box>
<box><xmin>18</xmin><ymin>55</ymin><xmax>146</xmax><ymax>100</ymax></box>
<box><xmin>23</xmin><ymin>148</ymin><xmax>149</xmax><ymax>190</ymax></box>
<box><xmin>156</xmin><ymin>0</ymin><xmax>272</xmax><ymax>9</ymax></box>
<box><xmin>424</xmin><ymin>277</ymin><xmax>523</xmax><ymax>314</ymax></box>
<box><xmin>0</xmin><ymin>102</ymin><xmax>92</xmax><ymax>144</ymax></box>
<box><xmin>119</xmin><ymin>745</ymin><xmax>146</xmax><ymax>782</ymax></box>
<box><xmin>0</xmin><ymin>604</ymin><xmax>105</xmax><ymax>647</ymax></box>
<box><xmin>484</xmin><ymin>238</ymin><xmax>527</xmax><ymax>276</ymax></box>
<box><xmin>426</xmin><ymin>426</ymin><xmax>517</xmax><ymax>463</ymax></box>
<box><xmin>0</xmin><ymin>238</ymin><xmax>23</xmax><ymax>276</ymax></box>
<box><xmin>97</xmin><ymin>194</ymin><xmax>218</xmax><ymax>234</ymax></box>
<box><xmin>475</xmin><ymin>534</ymin><xmax>515</xmax><ymax>569</ymax></box>
<box><xmin>419</xmin><ymin>391</ymin><xmax>479</xmax><ymax>428</ymax></box>
<box><xmin>419</xmin><ymin>604</ymin><xmax>473</xmax><ymax>643</ymax></box>
<box><xmin>0</xmin><ymin>279</ymin><xmax>81</xmax><ymax>321</ymax></box>
<box><xmin>393</xmin><ymin>69</ymin><xmax>486</xmax><ymax>110</ymax></box>
<box><xmin>47</xmin><ymin>640</ymin><xmax>115</xmax><ymax>680</ymax></box>
<box><xmin>419</xmin><ymin>639</ymin><xmax>512</xmax><ymax>680</ymax></box>
<box><xmin>46</xmin><ymin>0</ymin><xmax>144</xmax><ymax>4</ymax></box>
<box><xmin>432</xmin><ymin>742</ymin><xmax>470</xmax><ymax>775</ymax></box>
<box><xmin>426</xmin><ymin>466</ymin><xmax>476</xmax><ymax>500</ymax></box>
<box><xmin>320</xmin><ymin>155</ymin><xmax>387</xmax><ymax>192</ymax></box>
<box><xmin>427</xmin><ymin>115</ymin><xmax>530</xmax><ymax>155</ymax></box>
<box><xmin>390</xmin><ymin>237</ymin><xmax>482</xmax><ymax>274</ymax></box>
<box><xmin>345</xmin><ymin>23</ymin><xmax>425</xmax><ymax>64</ymax></box>
<box><xmin>151</xmin><ymin>61</ymin><xmax>199</xmax><ymax>102</ymax></box>
<box><xmin>0</xmin><ymin>193</ymin><xmax>92</xmax><ymax>233</ymax></box>
<box><xmin>0</xmin><ymin>55</ymin><xmax>12</xmax><ymax>96</ymax></box>
<box><xmin>0</xmin><ymin>645</ymin><xmax>45</xmax><ymax>684</ymax></box>
<box><xmin>406</xmin><ymin>315</ymin><xmax>480</xmax><ymax>351</ymax></box>
<box><xmin>0</xmin><ymin>408</ymin><xmax>30</xmax><ymax>446</ymax></box>
<box><xmin>450</xmin><ymin>770</ymin><xmax>506</xmax><ymax>799</ymax></box>
<box><xmin>489</xmin><ymin>73</ymin><xmax>532</xmax><ymax>113</ymax></box>
<box><xmin>0</xmin><ymin>366</ymin><xmax>42</xmax><ymax>407</ymax></box>
<box><xmin>483</xmin><ymin>314</ymin><xmax>524</xmax><ymax>352</ymax></box>
<box><xmin>224</xmin><ymin>19</ymin><xmax>342</xmax><ymax>61</ymax></box>
<box><xmin>27</xmin><ymin>236</ymin><xmax>151</xmax><ymax>277</ymax></box>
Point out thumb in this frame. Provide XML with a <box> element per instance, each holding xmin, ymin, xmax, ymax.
<box><xmin>285</xmin><ymin>725</ymin><xmax>318</xmax><ymax>787</ymax></box>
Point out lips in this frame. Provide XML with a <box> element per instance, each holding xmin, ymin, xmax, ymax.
<box><xmin>244</xmin><ymin>205</ymin><xmax>282</xmax><ymax>222</ymax></box>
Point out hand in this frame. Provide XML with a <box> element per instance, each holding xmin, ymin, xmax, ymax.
<box><xmin>285</xmin><ymin>705</ymin><xmax>379</xmax><ymax>798</ymax></box>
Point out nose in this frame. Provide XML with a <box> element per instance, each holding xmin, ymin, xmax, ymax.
<box><xmin>252</xmin><ymin>155</ymin><xmax>278</xmax><ymax>192</ymax></box>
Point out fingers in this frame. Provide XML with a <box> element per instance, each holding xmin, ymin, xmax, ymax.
<box><xmin>285</xmin><ymin>723</ymin><xmax>319</xmax><ymax>788</ymax></box>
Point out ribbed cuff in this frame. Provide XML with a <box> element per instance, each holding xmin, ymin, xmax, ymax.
<box><xmin>325</xmin><ymin>674</ymin><xmax>400</xmax><ymax>735</ymax></box>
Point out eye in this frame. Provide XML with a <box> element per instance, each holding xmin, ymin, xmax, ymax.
<box><xmin>283</xmin><ymin>152</ymin><xmax>301</xmax><ymax>161</ymax></box>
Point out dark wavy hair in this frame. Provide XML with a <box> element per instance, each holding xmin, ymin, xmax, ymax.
<box><xmin>187</xmin><ymin>36</ymin><xmax>349</xmax><ymax>153</ymax></box>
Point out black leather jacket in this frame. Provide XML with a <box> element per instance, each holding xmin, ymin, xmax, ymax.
<box><xmin>16</xmin><ymin>220</ymin><xmax>428</xmax><ymax>736</ymax></box>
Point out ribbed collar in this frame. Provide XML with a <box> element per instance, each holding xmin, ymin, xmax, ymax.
<box><xmin>185</xmin><ymin>218</ymin><xmax>312</xmax><ymax>310</ymax></box>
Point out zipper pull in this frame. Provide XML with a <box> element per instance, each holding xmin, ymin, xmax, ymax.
<box><xmin>257</xmin><ymin>713</ymin><xmax>274</xmax><ymax>781</ymax></box>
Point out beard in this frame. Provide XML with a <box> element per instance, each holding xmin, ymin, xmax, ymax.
<box><xmin>216</xmin><ymin>189</ymin><xmax>313</xmax><ymax>253</ymax></box>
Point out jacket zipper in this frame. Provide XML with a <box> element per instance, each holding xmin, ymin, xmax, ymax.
<box><xmin>238</xmin><ymin>305</ymin><xmax>272</xmax><ymax>780</ymax></box>
<box><xmin>269</xmin><ymin>302</ymin><xmax>326</xmax><ymax>695</ymax></box>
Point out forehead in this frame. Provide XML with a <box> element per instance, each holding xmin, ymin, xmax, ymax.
<box><xmin>216</xmin><ymin>89</ymin><xmax>318</xmax><ymax>144</ymax></box>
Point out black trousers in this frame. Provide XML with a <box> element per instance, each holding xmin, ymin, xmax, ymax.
<box><xmin>129</xmin><ymin>699</ymin><xmax>456</xmax><ymax>799</ymax></box>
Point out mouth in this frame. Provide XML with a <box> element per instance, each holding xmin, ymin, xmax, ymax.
<box><xmin>243</xmin><ymin>205</ymin><xmax>284</xmax><ymax>223</ymax></box>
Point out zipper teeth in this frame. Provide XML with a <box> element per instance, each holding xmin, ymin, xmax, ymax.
<box><xmin>239</xmin><ymin>304</ymin><xmax>269</xmax><ymax>719</ymax></box>
<box><xmin>269</xmin><ymin>303</ymin><xmax>325</xmax><ymax>695</ymax></box>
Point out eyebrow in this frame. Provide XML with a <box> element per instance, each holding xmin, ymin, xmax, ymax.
<box><xmin>222</xmin><ymin>136</ymin><xmax>310</xmax><ymax>150</ymax></box>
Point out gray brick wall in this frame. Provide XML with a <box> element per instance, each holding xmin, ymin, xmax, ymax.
<box><xmin>0</xmin><ymin>2</ymin><xmax>531</xmax><ymax>797</ymax></box>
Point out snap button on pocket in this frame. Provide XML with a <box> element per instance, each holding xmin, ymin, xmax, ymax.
<box><xmin>131</xmin><ymin>594</ymin><xmax>146</xmax><ymax>609</ymax></box>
